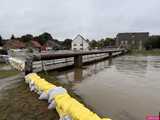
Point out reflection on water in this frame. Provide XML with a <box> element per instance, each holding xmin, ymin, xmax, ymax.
<box><xmin>56</xmin><ymin>55</ymin><xmax>160</xmax><ymax>120</ymax></box>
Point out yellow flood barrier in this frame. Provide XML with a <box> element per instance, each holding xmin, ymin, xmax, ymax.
<box><xmin>25</xmin><ymin>73</ymin><xmax>111</xmax><ymax>120</ymax></box>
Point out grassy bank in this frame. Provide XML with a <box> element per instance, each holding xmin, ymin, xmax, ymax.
<box><xmin>0</xmin><ymin>71</ymin><xmax>87</xmax><ymax>120</ymax></box>
<box><xmin>0</xmin><ymin>63</ymin><xmax>20</xmax><ymax>79</ymax></box>
<box><xmin>0</xmin><ymin>81</ymin><xmax>59</xmax><ymax>120</ymax></box>
<box><xmin>0</xmin><ymin>70</ymin><xmax>20</xmax><ymax>79</ymax></box>
<box><xmin>129</xmin><ymin>49</ymin><xmax>160</xmax><ymax>56</ymax></box>
<box><xmin>0</xmin><ymin>63</ymin><xmax>6</xmax><ymax>67</ymax></box>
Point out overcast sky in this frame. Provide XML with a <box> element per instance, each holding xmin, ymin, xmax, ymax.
<box><xmin>0</xmin><ymin>0</ymin><xmax>160</xmax><ymax>40</ymax></box>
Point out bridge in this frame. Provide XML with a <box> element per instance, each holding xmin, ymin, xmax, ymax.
<box><xmin>7</xmin><ymin>49</ymin><xmax>128</xmax><ymax>75</ymax></box>
<box><xmin>24</xmin><ymin>49</ymin><xmax>127</xmax><ymax>74</ymax></box>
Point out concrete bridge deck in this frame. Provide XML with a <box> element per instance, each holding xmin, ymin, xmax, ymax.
<box><xmin>7</xmin><ymin>49</ymin><xmax>128</xmax><ymax>74</ymax></box>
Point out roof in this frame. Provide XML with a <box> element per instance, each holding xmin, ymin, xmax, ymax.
<box><xmin>116</xmin><ymin>32</ymin><xmax>149</xmax><ymax>41</ymax></box>
<box><xmin>31</xmin><ymin>40</ymin><xmax>42</xmax><ymax>48</ymax></box>
<box><xmin>117</xmin><ymin>32</ymin><xmax>149</xmax><ymax>36</ymax></box>
<box><xmin>73</xmin><ymin>34</ymin><xmax>89</xmax><ymax>43</ymax></box>
<box><xmin>4</xmin><ymin>40</ymin><xmax>26</xmax><ymax>49</ymax></box>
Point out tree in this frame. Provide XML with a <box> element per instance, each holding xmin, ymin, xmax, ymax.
<box><xmin>98</xmin><ymin>39</ymin><xmax>105</xmax><ymax>48</ymax></box>
<box><xmin>145</xmin><ymin>36</ymin><xmax>160</xmax><ymax>50</ymax></box>
<box><xmin>21</xmin><ymin>34</ymin><xmax>33</xmax><ymax>42</ymax></box>
<box><xmin>38</xmin><ymin>32</ymin><xmax>53</xmax><ymax>45</ymax></box>
<box><xmin>89</xmin><ymin>40</ymin><xmax>98</xmax><ymax>49</ymax></box>
<box><xmin>104</xmin><ymin>38</ymin><xmax>115</xmax><ymax>46</ymax></box>
<box><xmin>11</xmin><ymin>34</ymin><xmax>15</xmax><ymax>39</ymax></box>
<box><xmin>62</xmin><ymin>39</ymin><xmax>72</xmax><ymax>49</ymax></box>
<box><xmin>0</xmin><ymin>35</ymin><xmax>2</xmax><ymax>46</ymax></box>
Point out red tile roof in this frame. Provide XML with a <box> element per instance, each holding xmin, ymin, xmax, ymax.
<box><xmin>4</xmin><ymin>40</ymin><xmax>26</xmax><ymax>49</ymax></box>
<box><xmin>31</xmin><ymin>40</ymin><xmax>42</xmax><ymax>48</ymax></box>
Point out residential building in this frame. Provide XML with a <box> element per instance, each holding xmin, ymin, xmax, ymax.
<box><xmin>3</xmin><ymin>39</ymin><xmax>26</xmax><ymax>49</ymax></box>
<box><xmin>116</xmin><ymin>32</ymin><xmax>149</xmax><ymax>50</ymax></box>
<box><xmin>31</xmin><ymin>40</ymin><xmax>42</xmax><ymax>52</ymax></box>
<box><xmin>71</xmin><ymin>35</ymin><xmax>89</xmax><ymax>51</ymax></box>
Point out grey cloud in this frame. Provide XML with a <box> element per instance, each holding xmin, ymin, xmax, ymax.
<box><xmin>0</xmin><ymin>0</ymin><xmax>160</xmax><ymax>40</ymax></box>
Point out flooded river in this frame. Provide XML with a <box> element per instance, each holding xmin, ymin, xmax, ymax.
<box><xmin>56</xmin><ymin>55</ymin><xmax>160</xmax><ymax>120</ymax></box>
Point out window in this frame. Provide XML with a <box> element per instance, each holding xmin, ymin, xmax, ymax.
<box><xmin>73</xmin><ymin>44</ymin><xmax>77</xmax><ymax>46</ymax></box>
<box><xmin>80</xmin><ymin>44</ymin><xmax>83</xmax><ymax>46</ymax></box>
<box><xmin>74</xmin><ymin>48</ymin><xmax>77</xmax><ymax>50</ymax></box>
<box><xmin>80</xmin><ymin>48</ymin><xmax>83</xmax><ymax>50</ymax></box>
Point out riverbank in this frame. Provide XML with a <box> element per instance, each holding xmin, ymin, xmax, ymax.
<box><xmin>0</xmin><ymin>64</ymin><xmax>20</xmax><ymax>79</ymax></box>
<box><xmin>129</xmin><ymin>49</ymin><xmax>160</xmax><ymax>56</ymax></box>
<box><xmin>0</xmin><ymin>70</ymin><xmax>20</xmax><ymax>79</ymax></box>
<box><xmin>0</xmin><ymin>63</ymin><xmax>59</xmax><ymax>120</ymax></box>
<box><xmin>0</xmin><ymin>80</ymin><xmax>60</xmax><ymax>120</ymax></box>
<box><xmin>0</xmin><ymin>63</ymin><xmax>87</xmax><ymax>120</ymax></box>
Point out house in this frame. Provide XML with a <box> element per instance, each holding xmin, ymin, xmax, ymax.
<box><xmin>116</xmin><ymin>32</ymin><xmax>149</xmax><ymax>50</ymax></box>
<box><xmin>71</xmin><ymin>35</ymin><xmax>89</xmax><ymax>51</ymax></box>
<box><xmin>31</xmin><ymin>40</ymin><xmax>42</xmax><ymax>52</ymax></box>
<box><xmin>3</xmin><ymin>39</ymin><xmax>26</xmax><ymax>49</ymax></box>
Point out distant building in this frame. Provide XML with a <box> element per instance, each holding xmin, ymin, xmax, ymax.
<box><xmin>116</xmin><ymin>32</ymin><xmax>149</xmax><ymax>50</ymax></box>
<box><xmin>71</xmin><ymin>35</ymin><xmax>89</xmax><ymax>51</ymax></box>
<box><xmin>4</xmin><ymin>39</ymin><xmax>26</xmax><ymax>49</ymax></box>
<box><xmin>44</xmin><ymin>40</ymin><xmax>62</xmax><ymax>50</ymax></box>
<box><xmin>30</xmin><ymin>40</ymin><xmax>42</xmax><ymax>52</ymax></box>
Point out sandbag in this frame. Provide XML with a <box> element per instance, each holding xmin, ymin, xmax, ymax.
<box><xmin>25</xmin><ymin>73</ymin><xmax>112</xmax><ymax>120</ymax></box>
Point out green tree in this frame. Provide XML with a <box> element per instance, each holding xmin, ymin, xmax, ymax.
<box><xmin>62</xmin><ymin>39</ymin><xmax>72</xmax><ymax>49</ymax></box>
<box><xmin>104</xmin><ymin>38</ymin><xmax>115</xmax><ymax>46</ymax></box>
<box><xmin>21</xmin><ymin>34</ymin><xmax>33</xmax><ymax>42</ymax></box>
<box><xmin>89</xmin><ymin>40</ymin><xmax>98</xmax><ymax>49</ymax></box>
<box><xmin>145</xmin><ymin>36</ymin><xmax>160</xmax><ymax>49</ymax></box>
<box><xmin>0</xmin><ymin>35</ymin><xmax>2</xmax><ymax>46</ymax></box>
<box><xmin>11</xmin><ymin>34</ymin><xmax>15</xmax><ymax>39</ymax></box>
<box><xmin>98</xmin><ymin>39</ymin><xmax>105</xmax><ymax>48</ymax></box>
<box><xmin>38</xmin><ymin>32</ymin><xmax>53</xmax><ymax>45</ymax></box>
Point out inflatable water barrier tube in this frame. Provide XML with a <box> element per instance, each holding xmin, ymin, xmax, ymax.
<box><xmin>25</xmin><ymin>73</ymin><xmax>111</xmax><ymax>120</ymax></box>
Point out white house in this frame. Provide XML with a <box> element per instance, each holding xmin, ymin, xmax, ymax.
<box><xmin>71</xmin><ymin>35</ymin><xmax>89</xmax><ymax>51</ymax></box>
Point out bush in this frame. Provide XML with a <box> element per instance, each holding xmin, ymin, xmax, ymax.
<box><xmin>0</xmin><ymin>49</ymin><xmax>7</xmax><ymax>55</ymax></box>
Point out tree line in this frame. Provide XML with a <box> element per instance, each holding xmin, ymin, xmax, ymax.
<box><xmin>0</xmin><ymin>33</ymin><xmax>73</xmax><ymax>50</ymax></box>
<box><xmin>89</xmin><ymin>38</ymin><xmax>115</xmax><ymax>49</ymax></box>
<box><xmin>0</xmin><ymin>33</ymin><xmax>116</xmax><ymax>50</ymax></box>
<box><xmin>145</xmin><ymin>36</ymin><xmax>160</xmax><ymax>50</ymax></box>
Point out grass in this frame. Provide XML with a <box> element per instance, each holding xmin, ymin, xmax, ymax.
<box><xmin>129</xmin><ymin>49</ymin><xmax>160</xmax><ymax>56</ymax></box>
<box><xmin>0</xmin><ymin>63</ymin><xmax>6</xmax><ymax>67</ymax></box>
<box><xmin>0</xmin><ymin>81</ymin><xmax>59</xmax><ymax>120</ymax></box>
<box><xmin>0</xmin><ymin>70</ymin><xmax>20</xmax><ymax>79</ymax></box>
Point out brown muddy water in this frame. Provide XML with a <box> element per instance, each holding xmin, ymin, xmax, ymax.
<box><xmin>55</xmin><ymin>55</ymin><xmax>160</xmax><ymax>120</ymax></box>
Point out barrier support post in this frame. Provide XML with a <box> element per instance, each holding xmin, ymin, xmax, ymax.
<box><xmin>25</xmin><ymin>56</ymin><xmax>33</xmax><ymax>75</ymax></box>
<box><xmin>74</xmin><ymin>55</ymin><xmax>82</xmax><ymax>68</ymax></box>
<box><xmin>109</xmin><ymin>52</ymin><xmax>112</xmax><ymax>58</ymax></box>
